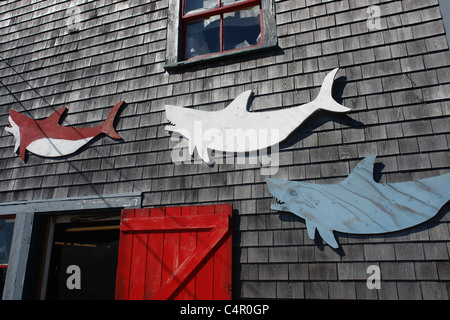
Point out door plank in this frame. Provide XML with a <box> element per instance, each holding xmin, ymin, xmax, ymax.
<box><xmin>195</xmin><ymin>205</ymin><xmax>216</xmax><ymax>299</ymax></box>
<box><xmin>116</xmin><ymin>204</ymin><xmax>232</xmax><ymax>300</ymax></box>
<box><xmin>144</xmin><ymin>207</ymin><xmax>165</xmax><ymax>300</ymax></box>
<box><xmin>128</xmin><ymin>209</ymin><xmax>150</xmax><ymax>300</ymax></box>
<box><xmin>120</xmin><ymin>215</ymin><xmax>229</xmax><ymax>231</ymax></box>
<box><xmin>115</xmin><ymin>209</ymin><xmax>135</xmax><ymax>300</ymax></box>
<box><xmin>176</xmin><ymin>206</ymin><xmax>198</xmax><ymax>300</ymax></box>
<box><xmin>160</xmin><ymin>206</ymin><xmax>182</xmax><ymax>297</ymax></box>
<box><xmin>151</xmin><ymin>227</ymin><xmax>228</xmax><ymax>300</ymax></box>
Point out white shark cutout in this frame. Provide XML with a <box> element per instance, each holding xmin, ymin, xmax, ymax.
<box><xmin>165</xmin><ymin>68</ymin><xmax>350</xmax><ymax>164</ymax></box>
<box><xmin>266</xmin><ymin>156</ymin><xmax>450</xmax><ymax>248</ymax></box>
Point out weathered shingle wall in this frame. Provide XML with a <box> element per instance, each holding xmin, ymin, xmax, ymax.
<box><xmin>0</xmin><ymin>0</ymin><xmax>449</xmax><ymax>299</ymax></box>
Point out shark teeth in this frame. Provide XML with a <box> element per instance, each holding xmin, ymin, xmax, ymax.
<box><xmin>272</xmin><ymin>196</ymin><xmax>285</xmax><ymax>205</ymax></box>
<box><xmin>5</xmin><ymin>118</ymin><xmax>13</xmax><ymax>130</ymax></box>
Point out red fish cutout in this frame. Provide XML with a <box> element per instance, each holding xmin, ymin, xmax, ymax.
<box><xmin>5</xmin><ymin>101</ymin><xmax>125</xmax><ymax>161</ymax></box>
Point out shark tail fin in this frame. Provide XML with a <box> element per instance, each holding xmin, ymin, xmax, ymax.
<box><xmin>314</xmin><ymin>68</ymin><xmax>351</xmax><ymax>113</ymax></box>
<box><xmin>102</xmin><ymin>101</ymin><xmax>125</xmax><ymax>140</ymax></box>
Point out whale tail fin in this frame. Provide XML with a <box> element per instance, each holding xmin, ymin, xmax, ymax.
<box><xmin>102</xmin><ymin>101</ymin><xmax>125</xmax><ymax>140</ymax></box>
<box><xmin>314</xmin><ymin>68</ymin><xmax>351</xmax><ymax>113</ymax></box>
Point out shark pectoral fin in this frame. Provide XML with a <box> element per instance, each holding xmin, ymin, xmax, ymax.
<box><xmin>305</xmin><ymin>220</ymin><xmax>318</xmax><ymax>241</ymax></box>
<box><xmin>317</xmin><ymin>226</ymin><xmax>339</xmax><ymax>249</ymax></box>
<box><xmin>188</xmin><ymin>140</ymin><xmax>196</xmax><ymax>156</ymax></box>
<box><xmin>306</xmin><ymin>220</ymin><xmax>339</xmax><ymax>248</ymax></box>
<box><xmin>19</xmin><ymin>145</ymin><xmax>27</xmax><ymax>162</ymax></box>
<box><xmin>200</xmin><ymin>148</ymin><xmax>214</xmax><ymax>165</ymax></box>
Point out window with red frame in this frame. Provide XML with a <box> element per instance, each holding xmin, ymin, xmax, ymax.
<box><xmin>0</xmin><ymin>215</ymin><xmax>15</xmax><ymax>297</ymax></box>
<box><xmin>182</xmin><ymin>0</ymin><xmax>263</xmax><ymax>60</ymax></box>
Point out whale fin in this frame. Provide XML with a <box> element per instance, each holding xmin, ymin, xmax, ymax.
<box><xmin>314</xmin><ymin>68</ymin><xmax>351</xmax><ymax>113</ymax></box>
<box><xmin>224</xmin><ymin>90</ymin><xmax>253</xmax><ymax>113</ymax></box>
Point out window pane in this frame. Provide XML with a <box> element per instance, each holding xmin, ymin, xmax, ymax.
<box><xmin>185</xmin><ymin>15</ymin><xmax>221</xmax><ymax>59</ymax></box>
<box><xmin>184</xmin><ymin>0</ymin><xmax>218</xmax><ymax>15</ymax></box>
<box><xmin>0</xmin><ymin>218</ymin><xmax>15</xmax><ymax>265</ymax></box>
<box><xmin>221</xmin><ymin>0</ymin><xmax>247</xmax><ymax>7</ymax></box>
<box><xmin>223</xmin><ymin>6</ymin><xmax>261</xmax><ymax>51</ymax></box>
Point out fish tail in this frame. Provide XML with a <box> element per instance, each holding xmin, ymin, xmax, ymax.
<box><xmin>102</xmin><ymin>101</ymin><xmax>125</xmax><ymax>140</ymax></box>
<box><xmin>314</xmin><ymin>68</ymin><xmax>351</xmax><ymax>113</ymax></box>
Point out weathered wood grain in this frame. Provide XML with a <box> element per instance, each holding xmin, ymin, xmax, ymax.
<box><xmin>266</xmin><ymin>155</ymin><xmax>450</xmax><ymax>248</ymax></box>
<box><xmin>115</xmin><ymin>204</ymin><xmax>232</xmax><ymax>300</ymax></box>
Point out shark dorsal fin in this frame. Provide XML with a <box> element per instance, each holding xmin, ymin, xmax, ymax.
<box><xmin>224</xmin><ymin>90</ymin><xmax>253</xmax><ymax>113</ymax></box>
<box><xmin>45</xmin><ymin>107</ymin><xmax>68</xmax><ymax>124</ymax></box>
<box><xmin>342</xmin><ymin>155</ymin><xmax>377</xmax><ymax>186</ymax></box>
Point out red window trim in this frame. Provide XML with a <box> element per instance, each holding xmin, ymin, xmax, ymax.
<box><xmin>181</xmin><ymin>0</ymin><xmax>263</xmax><ymax>61</ymax></box>
<box><xmin>182</xmin><ymin>0</ymin><xmax>261</xmax><ymax>22</ymax></box>
<box><xmin>0</xmin><ymin>215</ymin><xmax>16</xmax><ymax>220</ymax></box>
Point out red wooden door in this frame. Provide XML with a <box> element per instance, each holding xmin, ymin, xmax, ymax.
<box><xmin>115</xmin><ymin>204</ymin><xmax>232</xmax><ymax>300</ymax></box>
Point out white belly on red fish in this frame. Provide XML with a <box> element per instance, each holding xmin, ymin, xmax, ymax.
<box><xmin>26</xmin><ymin>136</ymin><xmax>94</xmax><ymax>158</ymax></box>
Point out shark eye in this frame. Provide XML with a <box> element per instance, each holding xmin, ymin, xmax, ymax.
<box><xmin>288</xmin><ymin>188</ymin><xmax>298</xmax><ymax>198</ymax></box>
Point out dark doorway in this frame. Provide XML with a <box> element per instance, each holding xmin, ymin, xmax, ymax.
<box><xmin>45</xmin><ymin>219</ymin><xmax>120</xmax><ymax>300</ymax></box>
<box><xmin>0</xmin><ymin>215</ymin><xmax>15</xmax><ymax>298</ymax></box>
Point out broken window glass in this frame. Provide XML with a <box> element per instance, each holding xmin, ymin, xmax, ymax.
<box><xmin>221</xmin><ymin>0</ymin><xmax>247</xmax><ymax>7</ymax></box>
<box><xmin>184</xmin><ymin>0</ymin><xmax>218</xmax><ymax>15</ymax></box>
<box><xmin>185</xmin><ymin>15</ymin><xmax>221</xmax><ymax>59</ymax></box>
<box><xmin>223</xmin><ymin>6</ymin><xmax>261</xmax><ymax>51</ymax></box>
